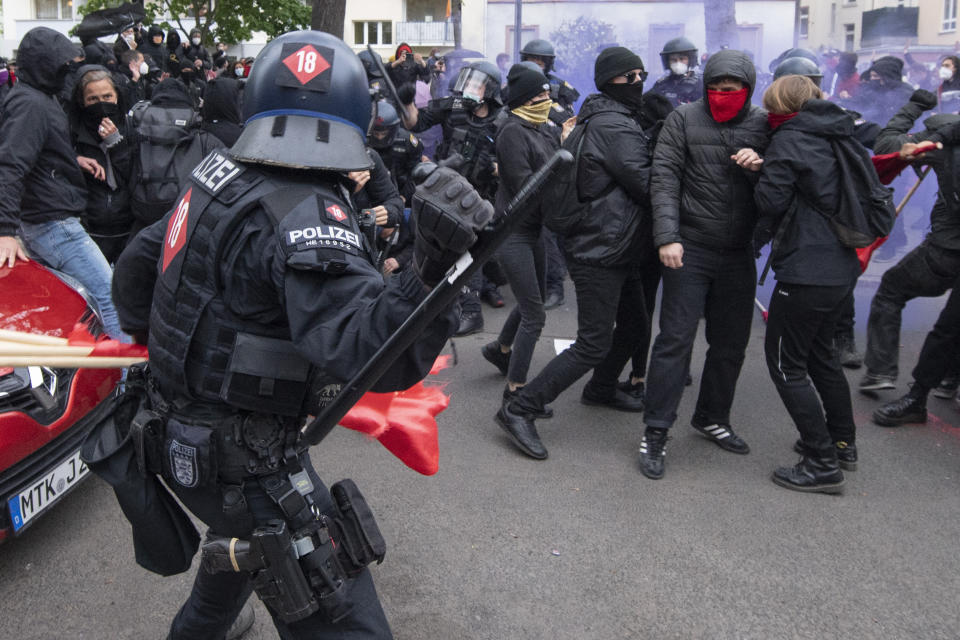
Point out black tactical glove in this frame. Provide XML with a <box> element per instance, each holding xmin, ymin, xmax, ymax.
<box><xmin>411</xmin><ymin>167</ymin><xmax>493</xmax><ymax>286</ymax></box>
<box><xmin>910</xmin><ymin>89</ymin><xmax>938</xmax><ymax>111</ymax></box>
<box><xmin>397</xmin><ymin>82</ymin><xmax>417</xmax><ymax>106</ymax></box>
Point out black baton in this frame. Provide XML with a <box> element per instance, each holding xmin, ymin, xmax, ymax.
<box><xmin>368</xmin><ymin>44</ymin><xmax>404</xmax><ymax>109</ymax></box>
<box><xmin>302</xmin><ymin>149</ymin><xmax>574</xmax><ymax>446</ymax></box>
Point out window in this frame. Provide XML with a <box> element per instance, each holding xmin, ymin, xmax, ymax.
<box><xmin>353</xmin><ymin>21</ymin><xmax>393</xmax><ymax>46</ymax></box>
<box><xmin>844</xmin><ymin>23</ymin><xmax>855</xmax><ymax>51</ymax></box>
<box><xmin>34</xmin><ymin>0</ymin><xmax>73</xmax><ymax>20</ymax></box>
<box><xmin>799</xmin><ymin>7</ymin><xmax>809</xmax><ymax>38</ymax></box>
<box><xmin>944</xmin><ymin>0</ymin><xmax>957</xmax><ymax>31</ymax></box>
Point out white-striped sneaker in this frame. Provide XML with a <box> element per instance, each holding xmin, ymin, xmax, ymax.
<box><xmin>691</xmin><ymin>422</ymin><xmax>750</xmax><ymax>454</ymax></box>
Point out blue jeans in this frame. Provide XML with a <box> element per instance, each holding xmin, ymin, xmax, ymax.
<box><xmin>19</xmin><ymin>217</ymin><xmax>125</xmax><ymax>340</ymax></box>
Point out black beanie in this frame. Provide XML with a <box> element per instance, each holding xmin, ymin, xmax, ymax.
<box><xmin>506</xmin><ymin>63</ymin><xmax>549</xmax><ymax>109</ymax></box>
<box><xmin>594</xmin><ymin>46</ymin><xmax>644</xmax><ymax>90</ymax></box>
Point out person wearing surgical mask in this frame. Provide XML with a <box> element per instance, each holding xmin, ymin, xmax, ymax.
<box><xmin>938</xmin><ymin>56</ymin><xmax>960</xmax><ymax>107</ymax></box>
<box><xmin>119</xmin><ymin>49</ymin><xmax>150</xmax><ymax>105</ymax></box>
<box><xmin>651</xmin><ymin>37</ymin><xmax>703</xmax><ymax>107</ymax></box>
<box><xmin>182</xmin><ymin>28</ymin><xmax>212</xmax><ymax>76</ymax></box>
<box><xmin>113</xmin><ymin>25</ymin><xmax>137</xmax><ymax>62</ymax></box>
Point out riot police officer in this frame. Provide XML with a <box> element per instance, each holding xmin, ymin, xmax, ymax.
<box><xmin>519</xmin><ymin>39</ymin><xmax>580</xmax><ymax>126</ymax></box>
<box><xmin>399</xmin><ymin>60</ymin><xmax>503</xmax><ymax>335</ymax></box>
<box><xmin>650</xmin><ymin>37</ymin><xmax>702</xmax><ymax>107</ymax></box>
<box><xmin>111</xmin><ymin>30</ymin><xmax>491</xmax><ymax>639</ymax></box>
<box><xmin>773</xmin><ymin>55</ymin><xmax>824</xmax><ymax>88</ymax></box>
<box><xmin>369</xmin><ymin>99</ymin><xmax>423</xmax><ymax>204</ymax></box>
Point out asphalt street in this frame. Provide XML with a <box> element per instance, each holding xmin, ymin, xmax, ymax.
<box><xmin>1</xmin><ymin>216</ymin><xmax>958</xmax><ymax>639</ymax></box>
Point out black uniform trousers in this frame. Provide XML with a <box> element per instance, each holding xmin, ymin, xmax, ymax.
<box><xmin>912</xmin><ymin>274</ymin><xmax>960</xmax><ymax>390</ymax></box>
<box><xmin>643</xmin><ymin>242</ymin><xmax>756</xmax><ymax>430</ymax></box>
<box><xmin>512</xmin><ymin>259</ymin><xmax>649</xmax><ymax>413</ymax></box>
<box><xmin>167</xmin><ymin>450</ymin><xmax>392</xmax><ymax>640</ymax></box>
<box><xmin>764</xmin><ymin>282</ymin><xmax>857</xmax><ymax>456</ymax></box>
<box><xmin>864</xmin><ymin>239</ymin><xmax>960</xmax><ymax>379</ymax></box>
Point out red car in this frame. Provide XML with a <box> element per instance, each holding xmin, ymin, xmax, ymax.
<box><xmin>0</xmin><ymin>260</ymin><xmax>121</xmax><ymax>542</ymax></box>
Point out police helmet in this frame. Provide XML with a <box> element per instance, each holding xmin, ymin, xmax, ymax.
<box><xmin>520</xmin><ymin>39</ymin><xmax>556</xmax><ymax>73</ymax></box>
<box><xmin>659</xmin><ymin>37</ymin><xmax>699</xmax><ymax>71</ymax></box>
<box><xmin>453</xmin><ymin>60</ymin><xmax>503</xmax><ymax>107</ymax></box>
<box><xmin>230</xmin><ymin>30</ymin><xmax>372</xmax><ymax>172</ymax></box>
<box><xmin>769</xmin><ymin>48</ymin><xmax>818</xmax><ymax>73</ymax></box>
<box><xmin>357</xmin><ymin>49</ymin><xmax>384</xmax><ymax>81</ymax></box>
<box><xmin>369</xmin><ymin>100</ymin><xmax>400</xmax><ymax>150</ymax></box>
<box><xmin>773</xmin><ymin>56</ymin><xmax>824</xmax><ymax>87</ymax></box>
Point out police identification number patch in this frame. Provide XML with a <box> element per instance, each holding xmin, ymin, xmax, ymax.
<box><xmin>169</xmin><ymin>440</ymin><xmax>199</xmax><ymax>488</ymax></box>
<box><xmin>277</xmin><ymin>42</ymin><xmax>334</xmax><ymax>92</ymax></box>
<box><xmin>192</xmin><ymin>151</ymin><xmax>245</xmax><ymax>195</ymax></box>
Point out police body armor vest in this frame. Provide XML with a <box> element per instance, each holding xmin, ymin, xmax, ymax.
<box><xmin>149</xmin><ymin>150</ymin><xmax>373</xmax><ymax>417</ymax></box>
<box><xmin>432</xmin><ymin>96</ymin><xmax>498</xmax><ymax>197</ymax></box>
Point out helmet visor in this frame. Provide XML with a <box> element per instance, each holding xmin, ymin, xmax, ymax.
<box><xmin>454</xmin><ymin>68</ymin><xmax>493</xmax><ymax>103</ymax></box>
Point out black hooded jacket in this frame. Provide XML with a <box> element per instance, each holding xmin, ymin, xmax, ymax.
<box><xmin>651</xmin><ymin>49</ymin><xmax>770</xmax><ymax>250</ymax></box>
<box><xmin>0</xmin><ymin>27</ymin><xmax>86</xmax><ymax>235</ymax></box>
<box><xmin>138</xmin><ymin>27</ymin><xmax>166</xmax><ymax>69</ymax></box>
<box><xmin>754</xmin><ymin>100</ymin><xmax>862</xmax><ymax>286</ymax></box>
<box><xmin>200</xmin><ymin>77</ymin><xmax>243</xmax><ymax>147</ymax></box>
<box><xmin>844</xmin><ymin>56</ymin><xmax>914</xmax><ymax>127</ymax></box>
<box><xmin>562</xmin><ymin>92</ymin><xmax>653</xmax><ymax>266</ymax></box>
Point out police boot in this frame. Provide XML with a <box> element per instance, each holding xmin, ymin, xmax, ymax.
<box><xmin>872</xmin><ymin>385</ymin><xmax>928</xmax><ymax>427</ymax></box>
<box><xmin>226</xmin><ymin>601</ymin><xmax>255</xmax><ymax>640</ymax></box>
<box><xmin>772</xmin><ymin>454</ymin><xmax>845</xmax><ymax>495</ymax></box>
<box><xmin>455</xmin><ymin>311</ymin><xmax>484</xmax><ymax>336</ymax></box>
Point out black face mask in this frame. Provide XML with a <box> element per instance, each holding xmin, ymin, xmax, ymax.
<box><xmin>82</xmin><ymin>101</ymin><xmax>120</xmax><ymax>132</ymax></box>
<box><xmin>603</xmin><ymin>81</ymin><xmax>645</xmax><ymax>112</ymax></box>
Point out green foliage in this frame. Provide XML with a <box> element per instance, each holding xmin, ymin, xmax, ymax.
<box><xmin>76</xmin><ymin>0</ymin><xmax>310</xmax><ymax>45</ymax></box>
<box><xmin>549</xmin><ymin>16</ymin><xmax>615</xmax><ymax>82</ymax></box>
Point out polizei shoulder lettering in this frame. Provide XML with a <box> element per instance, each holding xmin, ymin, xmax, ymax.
<box><xmin>288</xmin><ymin>225</ymin><xmax>362</xmax><ymax>250</ymax></box>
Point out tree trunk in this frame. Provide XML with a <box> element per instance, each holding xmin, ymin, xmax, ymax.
<box><xmin>312</xmin><ymin>0</ymin><xmax>346</xmax><ymax>38</ymax></box>
<box><xmin>703</xmin><ymin>0</ymin><xmax>739</xmax><ymax>55</ymax></box>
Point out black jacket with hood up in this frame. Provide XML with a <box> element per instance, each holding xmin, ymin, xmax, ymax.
<box><xmin>562</xmin><ymin>92</ymin><xmax>653</xmax><ymax>266</ymax></box>
<box><xmin>651</xmin><ymin>49</ymin><xmax>770</xmax><ymax>251</ymax></box>
<box><xmin>0</xmin><ymin>27</ymin><xmax>87</xmax><ymax>236</ymax></box>
<box><xmin>494</xmin><ymin>112</ymin><xmax>559</xmax><ymax>234</ymax></box>
<box><xmin>200</xmin><ymin>77</ymin><xmax>243</xmax><ymax>147</ymax></box>
<box><xmin>754</xmin><ymin>100</ymin><xmax>862</xmax><ymax>286</ymax></box>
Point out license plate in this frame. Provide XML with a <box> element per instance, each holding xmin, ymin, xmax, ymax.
<box><xmin>7</xmin><ymin>449</ymin><xmax>88</xmax><ymax>533</ymax></box>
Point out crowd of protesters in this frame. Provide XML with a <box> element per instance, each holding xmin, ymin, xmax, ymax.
<box><xmin>0</xmin><ymin>20</ymin><xmax>957</xmax><ymax>500</ymax></box>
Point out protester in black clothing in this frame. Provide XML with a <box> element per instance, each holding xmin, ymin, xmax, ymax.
<box><xmin>843</xmin><ymin>56</ymin><xmax>914</xmax><ymax>128</ymax></box>
<box><xmin>872</xmin><ymin>272</ymin><xmax>960</xmax><ymax>426</ymax></box>
<box><xmin>177</xmin><ymin>59</ymin><xmax>205</xmax><ymax>109</ymax></box>
<box><xmin>495</xmin><ymin>47</ymin><xmax>652</xmax><ymax>459</ymax></box>
<box><xmin>164</xmin><ymin>29</ymin><xmax>183</xmax><ymax>76</ymax></box>
<box><xmin>480</xmin><ymin>64</ymin><xmax>556</xmax><ymax>412</ymax></box>
<box><xmin>640</xmin><ymin>49</ymin><xmax>769</xmax><ymax>480</ymax></box>
<box><xmin>754</xmin><ymin>76</ymin><xmax>861</xmax><ymax>494</ymax></box>
<box><xmin>0</xmin><ymin>59</ymin><xmax>13</xmax><ymax>117</ymax></box>
<box><xmin>113</xmin><ymin>23</ymin><xmax>138</xmax><ymax>62</ymax></box>
<box><xmin>859</xmin><ymin>90</ymin><xmax>960</xmax><ymax>393</ymax></box>
<box><xmin>388</xmin><ymin>43</ymin><xmax>429</xmax><ymax>88</ymax></box>
<box><xmin>138</xmin><ymin>26</ymin><xmax>166</xmax><ymax>69</ymax></box>
<box><xmin>182</xmin><ymin>28</ymin><xmax>211</xmax><ymax>73</ymax></box>
<box><xmin>200</xmin><ymin>77</ymin><xmax>243</xmax><ymax>147</ymax></box>
<box><xmin>70</xmin><ymin>66</ymin><xmax>136</xmax><ymax>263</ymax></box>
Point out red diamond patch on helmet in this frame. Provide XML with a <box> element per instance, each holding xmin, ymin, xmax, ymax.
<box><xmin>326</xmin><ymin>204</ymin><xmax>347</xmax><ymax>222</ymax></box>
<box><xmin>282</xmin><ymin>45</ymin><xmax>331</xmax><ymax>85</ymax></box>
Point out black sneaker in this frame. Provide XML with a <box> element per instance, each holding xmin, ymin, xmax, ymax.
<box><xmin>481</xmin><ymin>340</ymin><xmax>511</xmax><ymax>376</ymax></box>
<box><xmin>581</xmin><ymin>384</ymin><xmax>644</xmax><ymax>412</ymax></box>
<box><xmin>793</xmin><ymin>439</ymin><xmax>858</xmax><ymax>471</ymax></box>
<box><xmin>455</xmin><ymin>311</ymin><xmax>484</xmax><ymax>336</ymax></box>
<box><xmin>932</xmin><ymin>376</ymin><xmax>959</xmax><ymax>399</ymax></box>
<box><xmin>691</xmin><ymin>422</ymin><xmax>750</xmax><ymax>454</ymax></box>
<box><xmin>495</xmin><ymin>403</ymin><xmax>548</xmax><ymax>459</ymax></box>
<box><xmin>834</xmin><ymin>335</ymin><xmax>863</xmax><ymax>370</ymax></box>
<box><xmin>503</xmin><ymin>387</ymin><xmax>553</xmax><ymax>419</ymax></box>
<box><xmin>859</xmin><ymin>372</ymin><xmax>896</xmax><ymax>392</ymax></box>
<box><xmin>873</xmin><ymin>394</ymin><xmax>927</xmax><ymax>427</ymax></box>
<box><xmin>772</xmin><ymin>456</ymin><xmax>845</xmax><ymax>495</ymax></box>
<box><xmin>639</xmin><ymin>428</ymin><xmax>668</xmax><ymax>479</ymax></box>
<box><xmin>617</xmin><ymin>379</ymin><xmax>645</xmax><ymax>402</ymax></box>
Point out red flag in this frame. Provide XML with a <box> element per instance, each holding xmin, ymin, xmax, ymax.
<box><xmin>339</xmin><ymin>355</ymin><xmax>452</xmax><ymax>475</ymax></box>
<box><xmin>870</xmin><ymin>141</ymin><xmax>936</xmax><ymax>185</ymax></box>
<box><xmin>67</xmin><ymin>323</ymin><xmax>149</xmax><ymax>358</ymax></box>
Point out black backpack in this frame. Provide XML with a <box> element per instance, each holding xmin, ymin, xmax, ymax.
<box><xmin>128</xmin><ymin>101</ymin><xmax>210</xmax><ymax>225</ymax></box>
<box><xmin>821</xmin><ymin>137</ymin><xmax>897</xmax><ymax>248</ymax></box>
<box><xmin>543</xmin><ymin>119</ymin><xmax>590</xmax><ymax>235</ymax></box>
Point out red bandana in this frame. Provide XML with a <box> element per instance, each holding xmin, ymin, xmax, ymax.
<box><xmin>768</xmin><ymin>112</ymin><xmax>798</xmax><ymax>130</ymax></box>
<box><xmin>707</xmin><ymin>88</ymin><xmax>749</xmax><ymax>123</ymax></box>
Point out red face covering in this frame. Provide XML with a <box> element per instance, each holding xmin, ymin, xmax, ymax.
<box><xmin>707</xmin><ymin>88</ymin><xmax>748</xmax><ymax>123</ymax></box>
<box><xmin>767</xmin><ymin>112</ymin><xmax>797</xmax><ymax>130</ymax></box>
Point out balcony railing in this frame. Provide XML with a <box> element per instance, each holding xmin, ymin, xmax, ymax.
<box><xmin>395</xmin><ymin>21</ymin><xmax>455</xmax><ymax>46</ymax></box>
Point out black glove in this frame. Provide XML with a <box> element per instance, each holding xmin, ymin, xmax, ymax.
<box><xmin>396</xmin><ymin>82</ymin><xmax>416</xmax><ymax>106</ymax></box>
<box><xmin>411</xmin><ymin>167</ymin><xmax>494</xmax><ymax>286</ymax></box>
<box><xmin>910</xmin><ymin>89</ymin><xmax>938</xmax><ymax>111</ymax></box>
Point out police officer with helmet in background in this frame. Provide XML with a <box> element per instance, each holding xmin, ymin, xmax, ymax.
<box><xmin>111</xmin><ymin>29</ymin><xmax>492</xmax><ymax>639</ymax></box>
<box><xmin>369</xmin><ymin>99</ymin><xmax>424</xmax><ymax>204</ymax></box>
<box><xmin>651</xmin><ymin>37</ymin><xmax>703</xmax><ymax>107</ymax></box>
<box><xmin>518</xmin><ymin>38</ymin><xmax>580</xmax><ymax>126</ymax></box>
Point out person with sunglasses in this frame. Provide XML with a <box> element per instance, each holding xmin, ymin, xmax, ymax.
<box><xmin>495</xmin><ymin>47</ymin><xmax>655</xmax><ymax>459</ymax></box>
